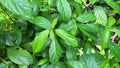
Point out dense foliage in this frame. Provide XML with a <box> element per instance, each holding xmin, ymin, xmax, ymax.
<box><xmin>0</xmin><ymin>0</ymin><xmax>120</xmax><ymax>68</ymax></box>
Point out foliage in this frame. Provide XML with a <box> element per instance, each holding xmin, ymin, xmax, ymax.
<box><xmin>0</xmin><ymin>0</ymin><xmax>120</xmax><ymax>68</ymax></box>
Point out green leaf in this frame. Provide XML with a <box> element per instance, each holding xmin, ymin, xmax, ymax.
<box><xmin>31</xmin><ymin>0</ymin><xmax>41</xmax><ymax>16</ymax></box>
<box><xmin>108</xmin><ymin>16</ymin><xmax>116</xmax><ymax>27</ymax></box>
<box><xmin>94</xmin><ymin>6</ymin><xmax>107</xmax><ymax>26</ymax></box>
<box><xmin>113</xmin><ymin>28</ymin><xmax>120</xmax><ymax>37</ymax></box>
<box><xmin>79</xmin><ymin>53</ymin><xmax>104</xmax><ymax>68</ymax></box>
<box><xmin>55</xmin><ymin>29</ymin><xmax>78</xmax><ymax>47</ymax></box>
<box><xmin>37</xmin><ymin>58</ymin><xmax>48</xmax><ymax>65</ymax></box>
<box><xmin>32</xmin><ymin>30</ymin><xmax>49</xmax><ymax>54</ymax></box>
<box><xmin>7</xmin><ymin>46</ymin><xmax>34</xmax><ymax>65</ymax></box>
<box><xmin>109</xmin><ymin>42</ymin><xmax>120</xmax><ymax>60</ymax></box>
<box><xmin>57</xmin><ymin>0</ymin><xmax>72</xmax><ymax>22</ymax></box>
<box><xmin>59</xmin><ymin>19</ymin><xmax>77</xmax><ymax>35</ymax></box>
<box><xmin>101</xmin><ymin>28</ymin><xmax>110</xmax><ymax>49</ymax></box>
<box><xmin>77</xmin><ymin>24</ymin><xmax>97</xmax><ymax>40</ymax></box>
<box><xmin>49</xmin><ymin>38</ymin><xmax>63</xmax><ymax>63</ymax></box>
<box><xmin>67</xmin><ymin>61</ymin><xmax>87</xmax><ymax>68</ymax></box>
<box><xmin>77</xmin><ymin>11</ymin><xmax>96</xmax><ymax>23</ymax></box>
<box><xmin>66</xmin><ymin>47</ymin><xmax>77</xmax><ymax>61</ymax></box>
<box><xmin>104</xmin><ymin>0</ymin><xmax>120</xmax><ymax>14</ymax></box>
<box><xmin>48</xmin><ymin>0</ymin><xmax>55</xmax><ymax>6</ymax></box>
<box><xmin>32</xmin><ymin>16</ymin><xmax>52</xmax><ymax>29</ymax></box>
<box><xmin>69</xmin><ymin>0</ymin><xmax>83</xmax><ymax>15</ymax></box>
<box><xmin>52</xmin><ymin>18</ymin><xmax>58</xmax><ymax>29</ymax></box>
<box><xmin>13</xmin><ymin>29</ymin><xmax>22</xmax><ymax>46</ymax></box>
<box><xmin>89</xmin><ymin>0</ymin><xmax>98</xmax><ymax>4</ymax></box>
<box><xmin>0</xmin><ymin>0</ymin><xmax>33</xmax><ymax>19</ymax></box>
<box><xmin>74</xmin><ymin>0</ymin><xmax>82</xmax><ymax>4</ymax></box>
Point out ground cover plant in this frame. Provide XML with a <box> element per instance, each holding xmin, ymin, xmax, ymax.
<box><xmin>0</xmin><ymin>0</ymin><xmax>120</xmax><ymax>68</ymax></box>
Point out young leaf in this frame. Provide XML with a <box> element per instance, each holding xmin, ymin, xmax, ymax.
<box><xmin>77</xmin><ymin>11</ymin><xmax>96</xmax><ymax>23</ymax></box>
<box><xmin>7</xmin><ymin>46</ymin><xmax>34</xmax><ymax>65</ymax></box>
<box><xmin>49</xmin><ymin>38</ymin><xmax>63</xmax><ymax>63</ymax></box>
<box><xmin>109</xmin><ymin>42</ymin><xmax>120</xmax><ymax>60</ymax></box>
<box><xmin>89</xmin><ymin>0</ymin><xmax>98</xmax><ymax>4</ymax></box>
<box><xmin>32</xmin><ymin>30</ymin><xmax>49</xmax><ymax>54</ymax></box>
<box><xmin>48</xmin><ymin>0</ymin><xmax>55</xmax><ymax>6</ymax></box>
<box><xmin>101</xmin><ymin>28</ymin><xmax>110</xmax><ymax>49</ymax></box>
<box><xmin>52</xmin><ymin>18</ymin><xmax>58</xmax><ymax>29</ymax></box>
<box><xmin>104</xmin><ymin>0</ymin><xmax>120</xmax><ymax>14</ymax></box>
<box><xmin>94</xmin><ymin>6</ymin><xmax>107</xmax><ymax>26</ymax></box>
<box><xmin>57</xmin><ymin>0</ymin><xmax>72</xmax><ymax>22</ymax></box>
<box><xmin>55</xmin><ymin>29</ymin><xmax>78</xmax><ymax>47</ymax></box>
<box><xmin>32</xmin><ymin>16</ymin><xmax>52</xmax><ymax>29</ymax></box>
<box><xmin>0</xmin><ymin>0</ymin><xmax>33</xmax><ymax>19</ymax></box>
<box><xmin>108</xmin><ymin>16</ymin><xmax>116</xmax><ymax>27</ymax></box>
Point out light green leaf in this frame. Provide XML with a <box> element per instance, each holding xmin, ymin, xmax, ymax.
<box><xmin>74</xmin><ymin>0</ymin><xmax>82</xmax><ymax>4</ymax></box>
<box><xmin>49</xmin><ymin>38</ymin><xmax>63</xmax><ymax>63</ymax></box>
<box><xmin>32</xmin><ymin>30</ymin><xmax>49</xmax><ymax>54</ymax></box>
<box><xmin>48</xmin><ymin>0</ymin><xmax>55</xmax><ymax>6</ymax></box>
<box><xmin>32</xmin><ymin>16</ymin><xmax>52</xmax><ymax>29</ymax></box>
<box><xmin>0</xmin><ymin>0</ymin><xmax>33</xmax><ymax>19</ymax></box>
<box><xmin>37</xmin><ymin>59</ymin><xmax>48</xmax><ymax>65</ymax></box>
<box><xmin>52</xmin><ymin>18</ymin><xmax>58</xmax><ymax>29</ymax></box>
<box><xmin>89</xmin><ymin>0</ymin><xmax>98</xmax><ymax>4</ymax></box>
<box><xmin>104</xmin><ymin>0</ymin><xmax>120</xmax><ymax>14</ymax></box>
<box><xmin>94</xmin><ymin>6</ymin><xmax>107</xmax><ymax>26</ymax></box>
<box><xmin>108</xmin><ymin>16</ymin><xmax>116</xmax><ymax>27</ymax></box>
<box><xmin>57</xmin><ymin>0</ymin><xmax>72</xmax><ymax>22</ymax></box>
<box><xmin>109</xmin><ymin>42</ymin><xmax>120</xmax><ymax>60</ymax></box>
<box><xmin>113</xmin><ymin>28</ymin><xmax>120</xmax><ymax>37</ymax></box>
<box><xmin>79</xmin><ymin>53</ymin><xmax>104</xmax><ymax>68</ymax></box>
<box><xmin>55</xmin><ymin>29</ymin><xmax>78</xmax><ymax>47</ymax></box>
<box><xmin>77</xmin><ymin>11</ymin><xmax>96</xmax><ymax>23</ymax></box>
<box><xmin>7</xmin><ymin>46</ymin><xmax>34</xmax><ymax>65</ymax></box>
<box><xmin>101</xmin><ymin>28</ymin><xmax>110</xmax><ymax>49</ymax></box>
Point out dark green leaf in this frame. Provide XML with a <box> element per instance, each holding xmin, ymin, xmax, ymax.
<box><xmin>32</xmin><ymin>30</ymin><xmax>49</xmax><ymax>54</ymax></box>
<box><xmin>94</xmin><ymin>6</ymin><xmax>107</xmax><ymax>26</ymax></box>
<box><xmin>0</xmin><ymin>0</ymin><xmax>33</xmax><ymax>19</ymax></box>
<box><xmin>55</xmin><ymin>29</ymin><xmax>78</xmax><ymax>47</ymax></box>
<box><xmin>7</xmin><ymin>46</ymin><xmax>34</xmax><ymax>65</ymax></box>
<box><xmin>77</xmin><ymin>24</ymin><xmax>97</xmax><ymax>40</ymax></box>
<box><xmin>109</xmin><ymin>42</ymin><xmax>120</xmax><ymax>60</ymax></box>
<box><xmin>57</xmin><ymin>0</ymin><xmax>72</xmax><ymax>22</ymax></box>
<box><xmin>59</xmin><ymin>19</ymin><xmax>77</xmax><ymax>35</ymax></box>
<box><xmin>31</xmin><ymin>0</ymin><xmax>41</xmax><ymax>16</ymax></box>
<box><xmin>13</xmin><ymin>29</ymin><xmax>22</xmax><ymax>45</ymax></box>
